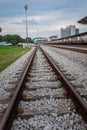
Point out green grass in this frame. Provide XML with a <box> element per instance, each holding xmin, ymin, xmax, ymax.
<box><xmin>0</xmin><ymin>46</ymin><xmax>31</xmax><ymax>72</ymax></box>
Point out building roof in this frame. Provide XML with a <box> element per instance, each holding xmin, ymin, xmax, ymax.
<box><xmin>77</xmin><ymin>16</ymin><xmax>87</xmax><ymax>24</ymax></box>
<box><xmin>0</xmin><ymin>42</ymin><xmax>12</xmax><ymax>45</ymax></box>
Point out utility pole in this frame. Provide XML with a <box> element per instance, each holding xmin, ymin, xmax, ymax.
<box><xmin>0</xmin><ymin>26</ymin><xmax>2</xmax><ymax>33</ymax></box>
<box><xmin>37</xmin><ymin>28</ymin><xmax>39</xmax><ymax>37</ymax></box>
<box><xmin>24</xmin><ymin>5</ymin><xmax>28</xmax><ymax>46</ymax></box>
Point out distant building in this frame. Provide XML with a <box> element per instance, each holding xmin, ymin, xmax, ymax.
<box><xmin>61</xmin><ymin>27</ymin><xmax>70</xmax><ymax>38</ymax></box>
<box><xmin>70</xmin><ymin>25</ymin><xmax>76</xmax><ymax>35</ymax></box>
<box><xmin>61</xmin><ymin>28</ymin><xmax>66</xmax><ymax>38</ymax></box>
<box><xmin>0</xmin><ymin>42</ymin><xmax>12</xmax><ymax>46</ymax></box>
<box><xmin>33</xmin><ymin>37</ymin><xmax>48</xmax><ymax>43</ymax></box>
<box><xmin>75</xmin><ymin>28</ymin><xmax>79</xmax><ymax>35</ymax></box>
<box><xmin>61</xmin><ymin>25</ymin><xmax>79</xmax><ymax>38</ymax></box>
<box><xmin>49</xmin><ymin>35</ymin><xmax>58</xmax><ymax>41</ymax></box>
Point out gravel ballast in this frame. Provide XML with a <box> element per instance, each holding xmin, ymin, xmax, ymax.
<box><xmin>0</xmin><ymin>48</ymin><xmax>35</xmax><ymax>109</ymax></box>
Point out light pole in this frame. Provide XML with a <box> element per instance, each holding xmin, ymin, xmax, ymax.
<box><xmin>24</xmin><ymin>5</ymin><xmax>28</xmax><ymax>46</ymax></box>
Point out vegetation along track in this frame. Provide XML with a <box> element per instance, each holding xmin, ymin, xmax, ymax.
<box><xmin>0</xmin><ymin>46</ymin><xmax>87</xmax><ymax>130</ymax></box>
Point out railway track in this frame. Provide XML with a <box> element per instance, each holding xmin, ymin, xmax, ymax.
<box><xmin>0</xmin><ymin>46</ymin><xmax>87</xmax><ymax>130</ymax></box>
<box><xmin>50</xmin><ymin>45</ymin><xmax>87</xmax><ymax>54</ymax></box>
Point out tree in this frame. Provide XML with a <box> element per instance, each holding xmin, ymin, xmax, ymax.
<box><xmin>0</xmin><ymin>35</ymin><xmax>2</xmax><ymax>42</ymax></box>
<box><xmin>26</xmin><ymin>37</ymin><xmax>34</xmax><ymax>43</ymax></box>
<box><xmin>10</xmin><ymin>39</ymin><xmax>17</xmax><ymax>45</ymax></box>
<box><xmin>0</xmin><ymin>27</ymin><xmax>2</xmax><ymax>33</ymax></box>
<box><xmin>2</xmin><ymin>34</ymin><xmax>25</xmax><ymax>45</ymax></box>
<box><xmin>0</xmin><ymin>34</ymin><xmax>33</xmax><ymax>45</ymax></box>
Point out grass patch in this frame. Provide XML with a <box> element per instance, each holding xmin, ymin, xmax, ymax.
<box><xmin>0</xmin><ymin>46</ymin><xmax>31</xmax><ymax>72</ymax></box>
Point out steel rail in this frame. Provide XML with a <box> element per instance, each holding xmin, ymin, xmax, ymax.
<box><xmin>0</xmin><ymin>47</ymin><xmax>37</xmax><ymax>130</ymax></box>
<box><xmin>50</xmin><ymin>45</ymin><xmax>87</xmax><ymax>54</ymax></box>
<box><xmin>40</xmin><ymin>46</ymin><xmax>87</xmax><ymax>123</ymax></box>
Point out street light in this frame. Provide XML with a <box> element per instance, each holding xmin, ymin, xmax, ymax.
<box><xmin>24</xmin><ymin>5</ymin><xmax>28</xmax><ymax>46</ymax></box>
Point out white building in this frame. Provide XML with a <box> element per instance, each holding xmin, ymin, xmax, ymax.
<box><xmin>61</xmin><ymin>25</ymin><xmax>79</xmax><ymax>38</ymax></box>
<box><xmin>69</xmin><ymin>25</ymin><xmax>76</xmax><ymax>35</ymax></box>
<box><xmin>61</xmin><ymin>28</ymin><xmax>67</xmax><ymax>38</ymax></box>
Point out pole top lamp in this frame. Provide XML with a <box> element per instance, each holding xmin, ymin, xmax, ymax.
<box><xmin>24</xmin><ymin>5</ymin><xmax>28</xmax><ymax>10</ymax></box>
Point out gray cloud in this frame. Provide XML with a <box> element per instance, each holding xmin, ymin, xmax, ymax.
<box><xmin>0</xmin><ymin>0</ymin><xmax>87</xmax><ymax>38</ymax></box>
<box><xmin>25</xmin><ymin>19</ymin><xmax>38</xmax><ymax>25</ymax></box>
<box><xmin>10</xmin><ymin>19</ymin><xmax>38</xmax><ymax>25</ymax></box>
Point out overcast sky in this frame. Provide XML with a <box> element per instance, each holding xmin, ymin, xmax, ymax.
<box><xmin>0</xmin><ymin>0</ymin><xmax>87</xmax><ymax>38</ymax></box>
